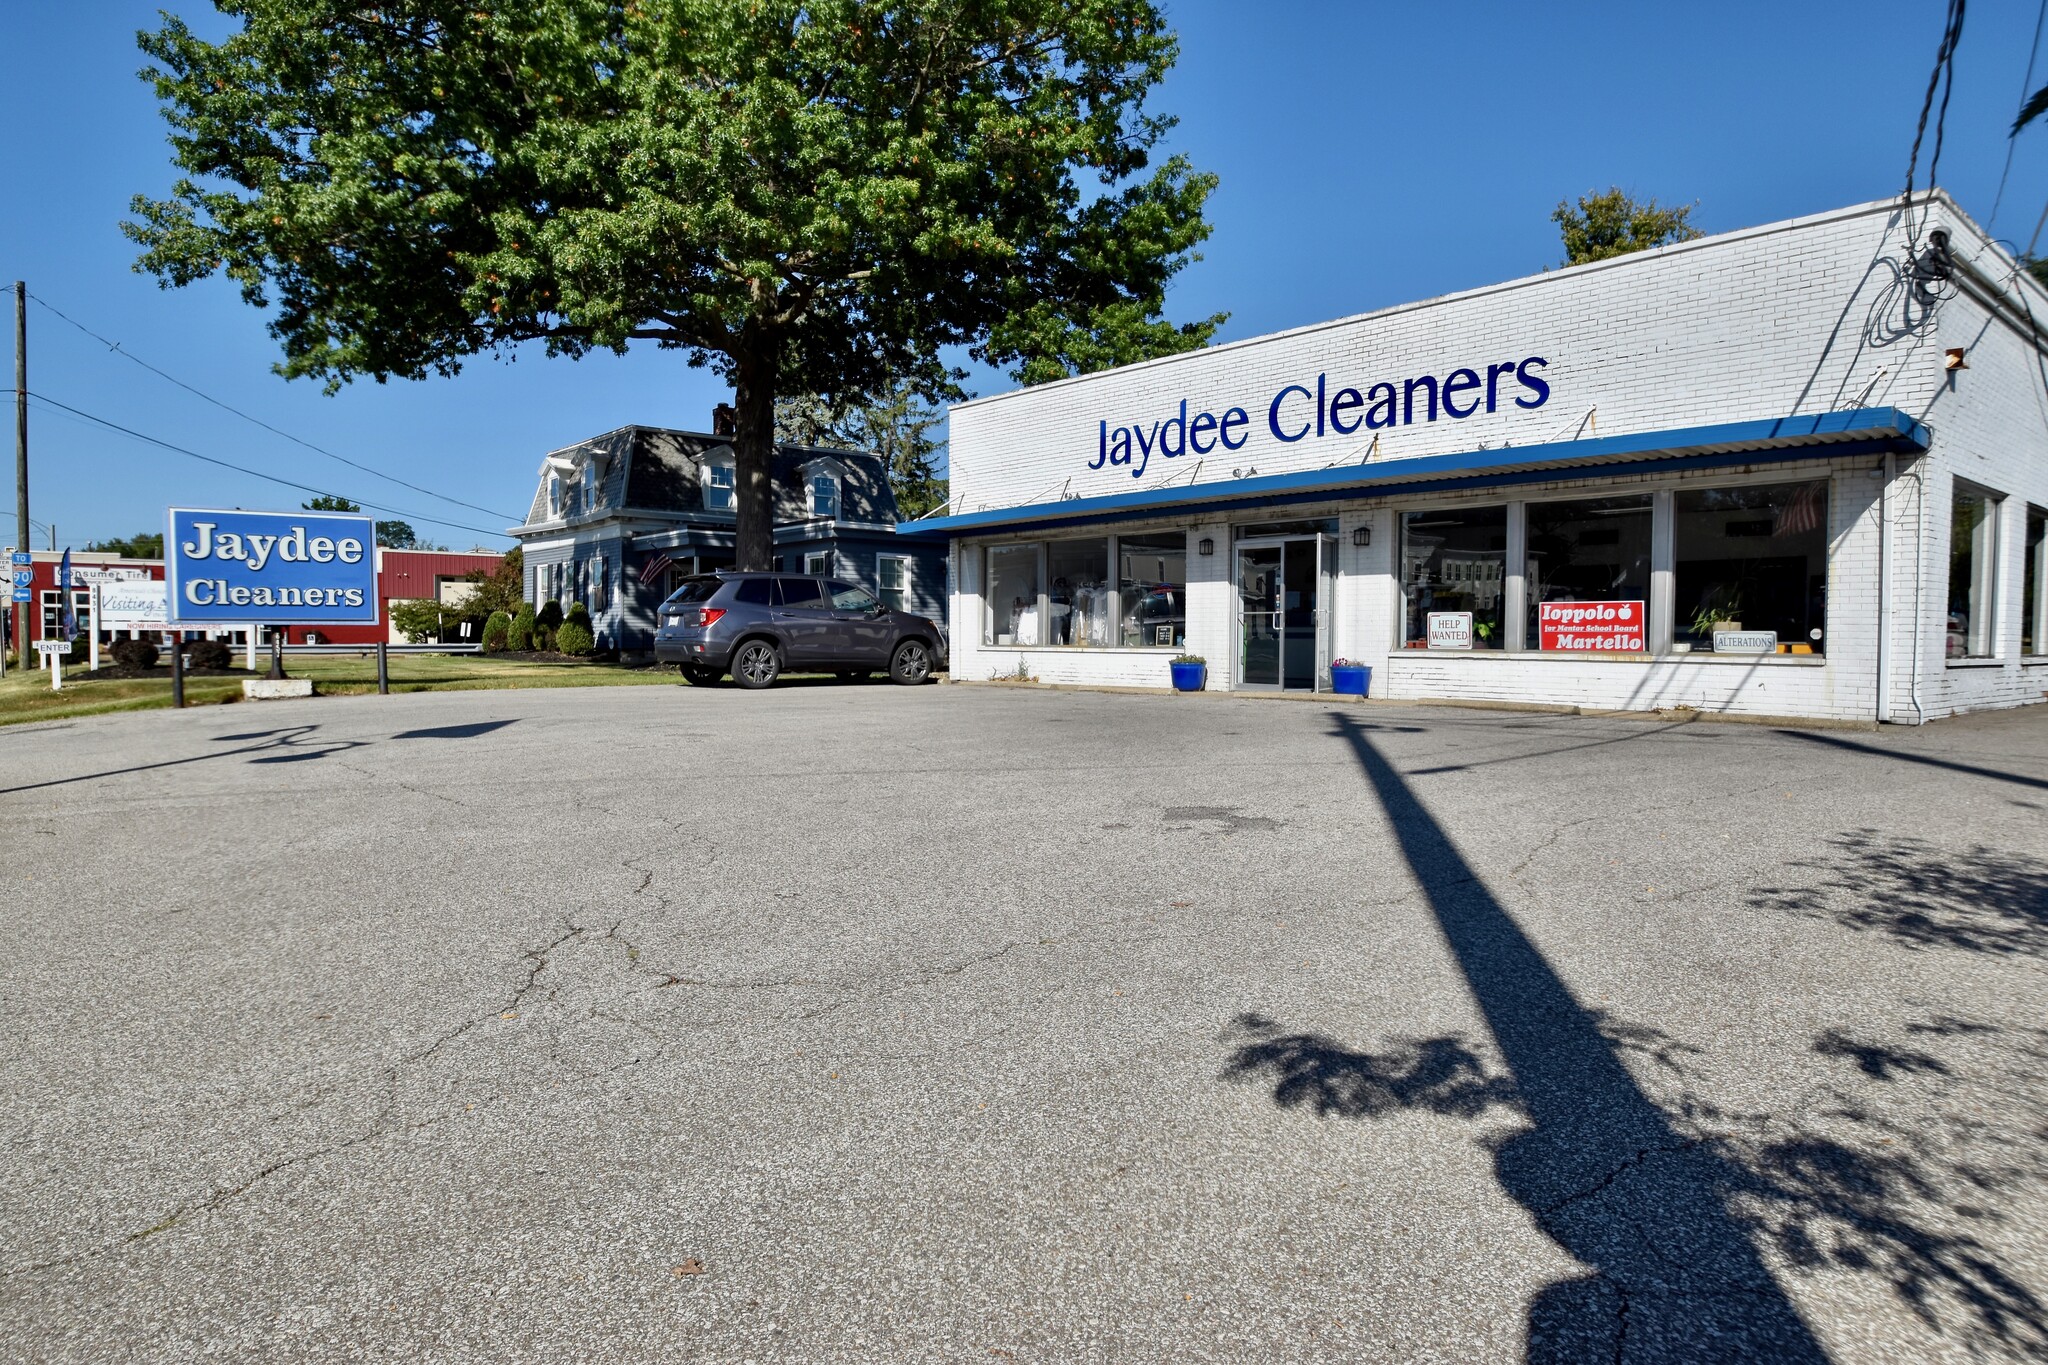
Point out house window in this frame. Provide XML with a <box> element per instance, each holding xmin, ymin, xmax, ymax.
<box><xmin>810</xmin><ymin>471</ymin><xmax>840</xmax><ymax>519</ymax></box>
<box><xmin>1400</xmin><ymin>506</ymin><xmax>1507</xmax><ymax>649</ymax></box>
<box><xmin>548</xmin><ymin>475</ymin><xmax>562</xmax><ymax>519</ymax></box>
<box><xmin>878</xmin><ymin>554</ymin><xmax>910</xmax><ymax>611</ymax></box>
<box><xmin>593</xmin><ymin>557</ymin><xmax>610</xmax><ymax>614</ymax></box>
<box><xmin>582</xmin><ymin>462</ymin><xmax>598</xmax><ymax>511</ymax></box>
<box><xmin>2025</xmin><ymin>505</ymin><xmax>2046</xmax><ymax>656</ymax></box>
<box><xmin>805</xmin><ymin>551</ymin><xmax>830</xmax><ymax>576</ymax></box>
<box><xmin>1674</xmin><ymin>480</ymin><xmax>1828</xmax><ymax>654</ymax></box>
<box><xmin>1949</xmin><ymin>480</ymin><xmax>2001</xmax><ymax>659</ymax></box>
<box><xmin>1527</xmin><ymin>495</ymin><xmax>1653</xmax><ymax>651</ymax></box>
<box><xmin>704</xmin><ymin>459</ymin><xmax>735</xmax><ymax>511</ymax></box>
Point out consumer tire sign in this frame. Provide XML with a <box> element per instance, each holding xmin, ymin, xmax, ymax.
<box><xmin>166</xmin><ymin>508</ymin><xmax>378</xmax><ymax>625</ymax></box>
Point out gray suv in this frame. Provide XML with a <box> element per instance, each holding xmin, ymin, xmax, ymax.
<box><xmin>653</xmin><ymin>572</ymin><xmax>945</xmax><ymax>689</ymax></box>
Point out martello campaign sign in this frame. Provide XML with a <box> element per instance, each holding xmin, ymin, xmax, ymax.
<box><xmin>166</xmin><ymin>508</ymin><xmax>378</xmax><ymax>625</ymax></box>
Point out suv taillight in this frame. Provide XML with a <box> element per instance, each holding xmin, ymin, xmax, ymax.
<box><xmin>696</xmin><ymin>608</ymin><xmax>726</xmax><ymax>628</ymax></box>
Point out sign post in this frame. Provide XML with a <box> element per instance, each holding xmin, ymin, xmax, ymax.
<box><xmin>88</xmin><ymin>583</ymin><xmax>99</xmax><ymax>673</ymax></box>
<box><xmin>35</xmin><ymin>638</ymin><xmax>67</xmax><ymax>690</ymax></box>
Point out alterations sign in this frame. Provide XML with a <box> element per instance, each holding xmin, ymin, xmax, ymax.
<box><xmin>166</xmin><ymin>508</ymin><xmax>378</xmax><ymax>625</ymax></box>
<box><xmin>1538</xmin><ymin>600</ymin><xmax>1645</xmax><ymax>651</ymax></box>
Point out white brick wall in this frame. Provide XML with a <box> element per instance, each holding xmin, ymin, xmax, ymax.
<box><xmin>939</xmin><ymin>194</ymin><xmax>2048</xmax><ymax>722</ymax></box>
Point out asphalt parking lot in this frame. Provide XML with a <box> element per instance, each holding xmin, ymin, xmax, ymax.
<box><xmin>1</xmin><ymin>682</ymin><xmax>2044</xmax><ymax>1364</ymax></box>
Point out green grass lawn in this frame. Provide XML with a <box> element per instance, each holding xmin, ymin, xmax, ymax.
<box><xmin>0</xmin><ymin>653</ymin><xmax>674</xmax><ymax>726</ymax></box>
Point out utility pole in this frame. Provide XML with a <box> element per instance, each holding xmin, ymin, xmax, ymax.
<box><xmin>14</xmin><ymin>281</ymin><xmax>27</xmax><ymax>664</ymax></box>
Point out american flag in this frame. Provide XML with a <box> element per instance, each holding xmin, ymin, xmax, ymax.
<box><xmin>1774</xmin><ymin>483</ymin><xmax>1823</xmax><ymax>537</ymax></box>
<box><xmin>639</xmin><ymin>552</ymin><xmax>675</xmax><ymax>585</ymax></box>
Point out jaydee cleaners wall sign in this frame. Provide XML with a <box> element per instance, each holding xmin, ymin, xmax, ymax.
<box><xmin>1087</xmin><ymin>354</ymin><xmax>1554</xmax><ymax>479</ymax></box>
<box><xmin>166</xmin><ymin>508</ymin><xmax>378</xmax><ymax>624</ymax></box>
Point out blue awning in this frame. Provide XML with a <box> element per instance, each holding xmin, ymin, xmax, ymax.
<box><xmin>896</xmin><ymin>407</ymin><xmax>1929</xmax><ymax>540</ymax></box>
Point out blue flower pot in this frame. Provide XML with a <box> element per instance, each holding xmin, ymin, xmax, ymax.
<box><xmin>1170</xmin><ymin>661</ymin><xmax>1207</xmax><ymax>692</ymax></box>
<box><xmin>1332</xmin><ymin>664</ymin><xmax>1370</xmax><ymax>696</ymax></box>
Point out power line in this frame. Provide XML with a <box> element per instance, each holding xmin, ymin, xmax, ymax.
<box><xmin>22</xmin><ymin>390</ymin><xmax>509</xmax><ymax>542</ymax></box>
<box><xmin>1903</xmin><ymin>0</ymin><xmax>1968</xmax><ymax>247</ymax></box>
<box><xmin>1990</xmin><ymin>0</ymin><xmax>2048</xmax><ymax>230</ymax></box>
<box><xmin>27</xmin><ymin>292</ymin><xmax>519</xmax><ymax>522</ymax></box>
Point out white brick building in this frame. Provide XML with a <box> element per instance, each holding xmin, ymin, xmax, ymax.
<box><xmin>901</xmin><ymin>193</ymin><xmax>2048</xmax><ymax>723</ymax></box>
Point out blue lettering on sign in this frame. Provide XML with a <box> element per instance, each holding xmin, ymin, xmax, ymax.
<box><xmin>1082</xmin><ymin>353</ymin><xmax>1555</xmax><ymax>477</ymax></box>
<box><xmin>166</xmin><ymin>507</ymin><xmax>378</xmax><ymax>624</ymax></box>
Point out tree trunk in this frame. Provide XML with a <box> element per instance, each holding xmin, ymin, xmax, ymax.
<box><xmin>730</xmin><ymin>331</ymin><xmax>779</xmax><ymax>572</ymax></box>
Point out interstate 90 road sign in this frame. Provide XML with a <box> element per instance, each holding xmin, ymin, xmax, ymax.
<box><xmin>165</xmin><ymin>508</ymin><xmax>378</xmax><ymax>625</ymax></box>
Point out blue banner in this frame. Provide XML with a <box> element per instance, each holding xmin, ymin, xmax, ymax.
<box><xmin>166</xmin><ymin>507</ymin><xmax>379</xmax><ymax>625</ymax></box>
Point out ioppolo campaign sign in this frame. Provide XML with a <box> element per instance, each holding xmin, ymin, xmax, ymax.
<box><xmin>166</xmin><ymin>508</ymin><xmax>377</xmax><ymax>624</ymax></box>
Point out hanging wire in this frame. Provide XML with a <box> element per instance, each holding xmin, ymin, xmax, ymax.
<box><xmin>1990</xmin><ymin>0</ymin><xmax>2048</xmax><ymax>230</ymax></box>
<box><xmin>1902</xmin><ymin>0</ymin><xmax>1968</xmax><ymax>250</ymax></box>
<box><xmin>27</xmin><ymin>292</ymin><xmax>518</xmax><ymax>522</ymax></box>
<box><xmin>23</xmin><ymin>390</ymin><xmax>509</xmax><ymax>542</ymax></box>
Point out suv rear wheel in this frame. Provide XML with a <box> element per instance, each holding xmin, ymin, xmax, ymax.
<box><xmin>889</xmin><ymin>639</ymin><xmax>933</xmax><ymax>685</ymax></box>
<box><xmin>732</xmin><ymin>639</ymin><xmax>782</xmax><ymax>690</ymax></box>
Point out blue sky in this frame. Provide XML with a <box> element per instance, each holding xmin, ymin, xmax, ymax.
<box><xmin>3</xmin><ymin>1</ymin><xmax>2045</xmax><ymax>550</ymax></box>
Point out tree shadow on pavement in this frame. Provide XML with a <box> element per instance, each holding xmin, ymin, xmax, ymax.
<box><xmin>1748</xmin><ymin>830</ymin><xmax>2048</xmax><ymax>958</ymax></box>
<box><xmin>1220</xmin><ymin>714</ymin><xmax>2048</xmax><ymax>1362</ymax></box>
<box><xmin>1296</xmin><ymin>711</ymin><xmax>1831</xmax><ymax>1362</ymax></box>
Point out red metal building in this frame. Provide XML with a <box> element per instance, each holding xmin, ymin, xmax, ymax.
<box><xmin>8</xmin><ymin>548</ymin><xmax>506</xmax><ymax>648</ymax></box>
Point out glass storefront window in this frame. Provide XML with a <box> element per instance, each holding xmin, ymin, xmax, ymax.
<box><xmin>1674</xmin><ymin>481</ymin><xmax>1828</xmax><ymax>654</ymax></box>
<box><xmin>1400</xmin><ymin>506</ymin><xmax>1506</xmax><ymax>649</ymax></box>
<box><xmin>1119</xmin><ymin>536</ymin><xmax>1187</xmax><ymax>648</ymax></box>
<box><xmin>2022</xmin><ymin>505</ymin><xmax>2045</xmax><ymax>656</ymax></box>
<box><xmin>985</xmin><ymin>544</ymin><xmax>1044</xmax><ymax>646</ymax></box>
<box><xmin>1527</xmin><ymin>495</ymin><xmax>1653</xmax><ymax>650</ymax></box>
<box><xmin>1048</xmin><ymin>538</ymin><xmax>1111</xmax><ymax>646</ymax></box>
<box><xmin>1948</xmin><ymin>481</ymin><xmax>2000</xmax><ymax>659</ymax></box>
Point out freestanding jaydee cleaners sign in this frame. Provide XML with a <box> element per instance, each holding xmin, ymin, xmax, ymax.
<box><xmin>166</xmin><ymin>508</ymin><xmax>378</xmax><ymax>625</ymax></box>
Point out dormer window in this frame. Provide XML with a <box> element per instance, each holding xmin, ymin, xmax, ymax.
<box><xmin>703</xmin><ymin>453</ymin><xmax>736</xmax><ymax>511</ymax></box>
<box><xmin>581</xmin><ymin>460</ymin><xmax>598</xmax><ymax>510</ymax></box>
<box><xmin>803</xmin><ymin>459</ymin><xmax>843</xmax><ymax>520</ymax></box>
<box><xmin>547</xmin><ymin>474</ymin><xmax>563</xmax><ymax>518</ymax></box>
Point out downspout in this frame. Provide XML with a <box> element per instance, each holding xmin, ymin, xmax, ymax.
<box><xmin>1906</xmin><ymin>459</ymin><xmax>1926</xmax><ymax>725</ymax></box>
<box><xmin>1877</xmin><ymin>455</ymin><xmax>1892</xmax><ymax>723</ymax></box>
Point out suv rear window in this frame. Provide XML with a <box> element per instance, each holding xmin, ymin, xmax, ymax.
<box><xmin>662</xmin><ymin>577</ymin><xmax>723</xmax><ymax>607</ymax></box>
<box><xmin>775</xmin><ymin>577</ymin><xmax>825</xmax><ymax>607</ymax></box>
<box><xmin>732</xmin><ymin>578</ymin><xmax>773</xmax><ymax>606</ymax></box>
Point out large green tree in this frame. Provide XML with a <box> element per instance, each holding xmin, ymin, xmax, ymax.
<box><xmin>1552</xmin><ymin>188</ymin><xmax>1702</xmax><ymax>267</ymax></box>
<box><xmin>130</xmin><ymin>0</ymin><xmax>1223</xmax><ymax>569</ymax></box>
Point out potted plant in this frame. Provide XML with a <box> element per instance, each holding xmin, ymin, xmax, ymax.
<box><xmin>1170</xmin><ymin>653</ymin><xmax>1207</xmax><ymax>691</ymax></box>
<box><xmin>1688</xmin><ymin>588</ymin><xmax>1744</xmax><ymax>651</ymax></box>
<box><xmin>1331</xmin><ymin>657</ymin><xmax>1371</xmax><ymax>696</ymax></box>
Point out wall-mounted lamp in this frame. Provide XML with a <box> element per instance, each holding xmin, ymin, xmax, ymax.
<box><xmin>1944</xmin><ymin>347</ymin><xmax>1968</xmax><ymax>371</ymax></box>
<box><xmin>1197</xmin><ymin>537</ymin><xmax>1214</xmax><ymax>557</ymax></box>
<box><xmin>1351</xmin><ymin>525</ymin><xmax>1371</xmax><ymax>547</ymax></box>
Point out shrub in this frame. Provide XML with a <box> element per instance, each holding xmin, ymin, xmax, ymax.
<box><xmin>535</xmin><ymin>600</ymin><xmax>563</xmax><ymax>652</ymax></box>
<box><xmin>389</xmin><ymin>598</ymin><xmax>447</xmax><ymax>644</ymax></box>
<box><xmin>64</xmin><ymin>635</ymin><xmax>92</xmax><ymax>666</ymax></box>
<box><xmin>555</xmin><ymin>620</ymin><xmax>594</xmax><ymax>656</ymax></box>
<box><xmin>110</xmin><ymin>638</ymin><xmax>159</xmax><ymax>671</ymax></box>
<box><xmin>509</xmin><ymin>602</ymin><xmax>535</xmax><ymax>652</ymax></box>
<box><xmin>481</xmin><ymin>610</ymin><xmax>512</xmax><ymax>652</ymax></box>
<box><xmin>565</xmin><ymin>601</ymin><xmax>591</xmax><ymax>630</ymax></box>
<box><xmin>186</xmin><ymin>638</ymin><xmax>233</xmax><ymax>670</ymax></box>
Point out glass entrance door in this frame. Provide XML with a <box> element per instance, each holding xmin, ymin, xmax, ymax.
<box><xmin>1237</xmin><ymin>544</ymin><xmax>1283</xmax><ymax>688</ymax></box>
<box><xmin>1238</xmin><ymin>535</ymin><xmax>1331</xmax><ymax>692</ymax></box>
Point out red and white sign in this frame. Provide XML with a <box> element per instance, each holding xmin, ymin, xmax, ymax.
<box><xmin>1538</xmin><ymin>600</ymin><xmax>1645</xmax><ymax>651</ymax></box>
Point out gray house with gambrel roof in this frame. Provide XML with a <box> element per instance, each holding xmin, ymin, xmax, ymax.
<box><xmin>511</xmin><ymin>423</ymin><xmax>947</xmax><ymax>658</ymax></box>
